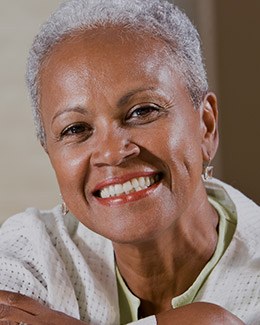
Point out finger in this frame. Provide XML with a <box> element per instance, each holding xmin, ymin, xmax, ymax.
<box><xmin>0</xmin><ymin>303</ymin><xmax>38</xmax><ymax>324</ymax></box>
<box><xmin>0</xmin><ymin>304</ymin><xmax>87</xmax><ymax>325</ymax></box>
<box><xmin>0</xmin><ymin>292</ymin><xmax>87</xmax><ymax>325</ymax></box>
<box><xmin>0</xmin><ymin>291</ymin><xmax>43</xmax><ymax>315</ymax></box>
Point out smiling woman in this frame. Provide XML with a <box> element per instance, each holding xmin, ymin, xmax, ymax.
<box><xmin>40</xmin><ymin>28</ymin><xmax>211</xmax><ymax>244</ymax></box>
<box><xmin>0</xmin><ymin>0</ymin><xmax>259</xmax><ymax>324</ymax></box>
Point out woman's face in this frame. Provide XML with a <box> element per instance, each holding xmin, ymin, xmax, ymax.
<box><xmin>40</xmin><ymin>28</ymin><xmax>217</xmax><ymax>243</ymax></box>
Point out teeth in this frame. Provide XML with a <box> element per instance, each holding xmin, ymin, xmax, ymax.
<box><xmin>115</xmin><ymin>184</ymin><xmax>124</xmax><ymax>196</ymax></box>
<box><xmin>99</xmin><ymin>175</ymin><xmax>160</xmax><ymax>199</ymax></box>
<box><xmin>131</xmin><ymin>178</ymin><xmax>139</xmax><ymax>189</ymax></box>
<box><xmin>138</xmin><ymin>177</ymin><xmax>146</xmax><ymax>188</ymax></box>
<box><xmin>123</xmin><ymin>181</ymin><xmax>132</xmax><ymax>194</ymax></box>
<box><xmin>101</xmin><ymin>187</ymin><xmax>110</xmax><ymax>198</ymax></box>
<box><xmin>109</xmin><ymin>185</ymin><xmax>116</xmax><ymax>197</ymax></box>
<box><xmin>145</xmin><ymin>177</ymin><xmax>151</xmax><ymax>187</ymax></box>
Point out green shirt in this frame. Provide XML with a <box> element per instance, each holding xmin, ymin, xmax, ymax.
<box><xmin>116</xmin><ymin>196</ymin><xmax>237</xmax><ymax>324</ymax></box>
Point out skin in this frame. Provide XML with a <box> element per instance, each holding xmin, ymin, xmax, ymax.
<box><xmin>0</xmin><ymin>27</ymin><xmax>244</xmax><ymax>324</ymax></box>
<box><xmin>0</xmin><ymin>292</ymin><xmax>244</xmax><ymax>324</ymax></box>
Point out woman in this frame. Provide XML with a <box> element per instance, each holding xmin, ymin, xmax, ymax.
<box><xmin>0</xmin><ymin>0</ymin><xmax>259</xmax><ymax>324</ymax></box>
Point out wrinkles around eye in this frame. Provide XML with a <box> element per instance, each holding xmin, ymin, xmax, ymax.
<box><xmin>60</xmin><ymin>123</ymin><xmax>93</xmax><ymax>139</ymax></box>
<box><xmin>125</xmin><ymin>104</ymin><xmax>168</xmax><ymax>124</ymax></box>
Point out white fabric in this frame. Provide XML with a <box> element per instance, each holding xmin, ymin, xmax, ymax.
<box><xmin>128</xmin><ymin>316</ymin><xmax>156</xmax><ymax>325</ymax></box>
<box><xmin>0</xmin><ymin>178</ymin><xmax>259</xmax><ymax>324</ymax></box>
<box><xmin>194</xmin><ymin>179</ymin><xmax>260</xmax><ymax>324</ymax></box>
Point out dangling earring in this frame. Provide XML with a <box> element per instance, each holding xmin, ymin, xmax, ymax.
<box><xmin>61</xmin><ymin>201</ymin><xmax>69</xmax><ymax>216</ymax></box>
<box><xmin>202</xmin><ymin>159</ymin><xmax>214</xmax><ymax>180</ymax></box>
<box><xmin>60</xmin><ymin>194</ymin><xmax>69</xmax><ymax>216</ymax></box>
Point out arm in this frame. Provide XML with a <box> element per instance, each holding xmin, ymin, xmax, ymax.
<box><xmin>155</xmin><ymin>302</ymin><xmax>245</xmax><ymax>325</ymax></box>
<box><xmin>0</xmin><ymin>291</ymin><xmax>245</xmax><ymax>325</ymax></box>
<box><xmin>130</xmin><ymin>302</ymin><xmax>245</xmax><ymax>325</ymax></box>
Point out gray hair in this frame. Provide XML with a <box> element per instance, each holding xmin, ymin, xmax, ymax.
<box><xmin>26</xmin><ymin>0</ymin><xmax>208</xmax><ymax>144</ymax></box>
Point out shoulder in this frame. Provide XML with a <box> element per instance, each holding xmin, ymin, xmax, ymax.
<box><xmin>205</xmin><ymin>178</ymin><xmax>259</xmax><ymax>212</ymax></box>
<box><xmin>199</xmin><ymin>179</ymin><xmax>260</xmax><ymax>323</ymax></box>
<box><xmin>205</xmin><ymin>178</ymin><xmax>260</xmax><ymax>241</ymax></box>
<box><xmin>0</xmin><ymin>207</ymin><xmax>77</xmax><ymax>298</ymax></box>
<box><xmin>0</xmin><ymin>206</ymin><xmax>78</xmax><ymax>243</ymax></box>
<box><xmin>0</xmin><ymin>207</ymin><xmax>79</xmax><ymax>279</ymax></box>
<box><xmin>205</xmin><ymin>178</ymin><xmax>260</xmax><ymax>262</ymax></box>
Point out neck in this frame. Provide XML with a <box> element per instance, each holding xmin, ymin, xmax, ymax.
<box><xmin>113</xmin><ymin>189</ymin><xmax>219</xmax><ymax>316</ymax></box>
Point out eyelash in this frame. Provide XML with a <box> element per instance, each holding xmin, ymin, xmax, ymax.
<box><xmin>60</xmin><ymin>123</ymin><xmax>93</xmax><ymax>139</ymax></box>
<box><xmin>59</xmin><ymin>104</ymin><xmax>163</xmax><ymax>140</ymax></box>
<box><xmin>125</xmin><ymin>104</ymin><xmax>162</xmax><ymax>123</ymax></box>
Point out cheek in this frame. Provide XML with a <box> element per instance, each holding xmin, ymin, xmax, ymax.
<box><xmin>48</xmin><ymin>146</ymin><xmax>90</xmax><ymax>196</ymax></box>
<box><xmin>162</xmin><ymin>119</ymin><xmax>203</xmax><ymax>184</ymax></box>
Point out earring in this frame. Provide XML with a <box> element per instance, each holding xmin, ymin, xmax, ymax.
<box><xmin>60</xmin><ymin>194</ymin><xmax>69</xmax><ymax>216</ymax></box>
<box><xmin>61</xmin><ymin>201</ymin><xmax>69</xmax><ymax>216</ymax></box>
<box><xmin>202</xmin><ymin>159</ymin><xmax>214</xmax><ymax>180</ymax></box>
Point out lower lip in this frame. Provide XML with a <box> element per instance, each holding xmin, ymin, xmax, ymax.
<box><xmin>94</xmin><ymin>181</ymin><xmax>161</xmax><ymax>207</ymax></box>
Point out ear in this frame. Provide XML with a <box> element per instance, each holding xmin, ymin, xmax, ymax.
<box><xmin>200</xmin><ymin>92</ymin><xmax>219</xmax><ymax>162</ymax></box>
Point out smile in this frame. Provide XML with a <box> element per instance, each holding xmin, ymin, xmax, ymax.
<box><xmin>94</xmin><ymin>173</ymin><xmax>162</xmax><ymax>199</ymax></box>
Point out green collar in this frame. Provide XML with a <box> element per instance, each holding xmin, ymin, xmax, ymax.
<box><xmin>116</xmin><ymin>195</ymin><xmax>237</xmax><ymax>323</ymax></box>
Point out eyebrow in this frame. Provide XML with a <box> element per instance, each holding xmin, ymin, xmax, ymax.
<box><xmin>52</xmin><ymin>106</ymin><xmax>87</xmax><ymax>123</ymax></box>
<box><xmin>117</xmin><ymin>87</ymin><xmax>157</xmax><ymax>107</ymax></box>
<box><xmin>51</xmin><ymin>86</ymin><xmax>157</xmax><ymax>123</ymax></box>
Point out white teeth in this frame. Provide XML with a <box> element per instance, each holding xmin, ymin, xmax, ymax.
<box><xmin>131</xmin><ymin>178</ymin><xmax>139</xmax><ymax>188</ymax></box>
<box><xmin>99</xmin><ymin>174</ymin><xmax>160</xmax><ymax>199</ymax></box>
<box><xmin>101</xmin><ymin>188</ymin><xmax>110</xmax><ymax>199</ymax></box>
<box><xmin>145</xmin><ymin>177</ymin><xmax>151</xmax><ymax>187</ymax></box>
<box><xmin>123</xmin><ymin>181</ymin><xmax>132</xmax><ymax>193</ymax></box>
<box><xmin>115</xmin><ymin>184</ymin><xmax>124</xmax><ymax>195</ymax></box>
<box><xmin>109</xmin><ymin>185</ymin><xmax>116</xmax><ymax>196</ymax></box>
<box><xmin>138</xmin><ymin>177</ymin><xmax>146</xmax><ymax>188</ymax></box>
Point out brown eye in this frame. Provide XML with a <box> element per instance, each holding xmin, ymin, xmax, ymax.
<box><xmin>131</xmin><ymin>106</ymin><xmax>159</xmax><ymax>118</ymax></box>
<box><xmin>125</xmin><ymin>104</ymin><xmax>162</xmax><ymax>125</ymax></box>
<box><xmin>60</xmin><ymin>123</ymin><xmax>93</xmax><ymax>139</ymax></box>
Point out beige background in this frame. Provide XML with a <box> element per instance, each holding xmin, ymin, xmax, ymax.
<box><xmin>0</xmin><ymin>1</ymin><xmax>61</xmax><ymax>222</ymax></box>
<box><xmin>0</xmin><ymin>0</ymin><xmax>259</xmax><ymax>223</ymax></box>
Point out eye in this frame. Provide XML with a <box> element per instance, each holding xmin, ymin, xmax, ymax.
<box><xmin>131</xmin><ymin>106</ymin><xmax>159</xmax><ymax>117</ymax></box>
<box><xmin>60</xmin><ymin>123</ymin><xmax>93</xmax><ymax>139</ymax></box>
<box><xmin>125</xmin><ymin>104</ymin><xmax>163</xmax><ymax>125</ymax></box>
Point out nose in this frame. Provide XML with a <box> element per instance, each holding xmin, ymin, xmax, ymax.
<box><xmin>90</xmin><ymin>128</ymin><xmax>140</xmax><ymax>167</ymax></box>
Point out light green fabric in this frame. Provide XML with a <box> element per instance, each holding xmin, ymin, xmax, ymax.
<box><xmin>116</xmin><ymin>195</ymin><xmax>237</xmax><ymax>323</ymax></box>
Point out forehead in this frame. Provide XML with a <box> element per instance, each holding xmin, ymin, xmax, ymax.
<box><xmin>39</xmin><ymin>26</ymin><xmax>185</xmax><ymax>110</ymax></box>
<box><xmin>40</xmin><ymin>26</ymin><xmax>178</xmax><ymax>80</ymax></box>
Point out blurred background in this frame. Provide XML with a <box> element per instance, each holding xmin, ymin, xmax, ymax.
<box><xmin>0</xmin><ymin>0</ymin><xmax>259</xmax><ymax>223</ymax></box>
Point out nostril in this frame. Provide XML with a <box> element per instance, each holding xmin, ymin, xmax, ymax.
<box><xmin>121</xmin><ymin>142</ymin><xmax>140</xmax><ymax>161</ymax></box>
<box><xmin>91</xmin><ymin>139</ymin><xmax>140</xmax><ymax>167</ymax></box>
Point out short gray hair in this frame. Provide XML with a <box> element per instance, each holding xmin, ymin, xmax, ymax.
<box><xmin>26</xmin><ymin>0</ymin><xmax>208</xmax><ymax>144</ymax></box>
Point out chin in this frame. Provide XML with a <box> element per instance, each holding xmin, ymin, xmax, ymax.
<box><xmin>87</xmin><ymin>214</ymin><xmax>173</xmax><ymax>245</ymax></box>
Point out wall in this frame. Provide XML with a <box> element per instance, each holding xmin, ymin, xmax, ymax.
<box><xmin>216</xmin><ymin>0</ymin><xmax>260</xmax><ymax>204</ymax></box>
<box><xmin>0</xmin><ymin>1</ymin><xmax>61</xmax><ymax>223</ymax></box>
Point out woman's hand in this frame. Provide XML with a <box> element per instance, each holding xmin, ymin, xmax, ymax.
<box><xmin>0</xmin><ymin>290</ymin><xmax>87</xmax><ymax>325</ymax></box>
<box><xmin>156</xmin><ymin>302</ymin><xmax>245</xmax><ymax>325</ymax></box>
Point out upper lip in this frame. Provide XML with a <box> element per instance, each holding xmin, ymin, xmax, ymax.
<box><xmin>92</xmin><ymin>171</ymin><xmax>160</xmax><ymax>194</ymax></box>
